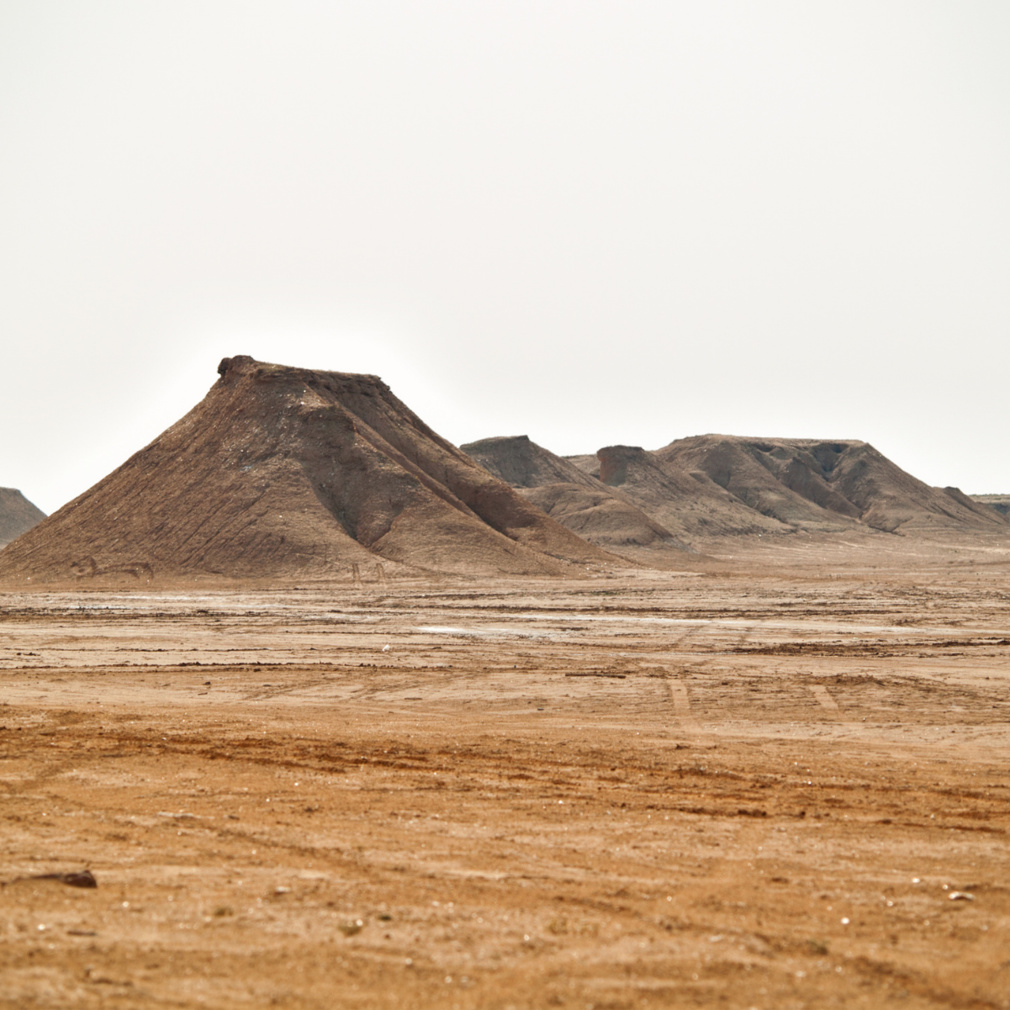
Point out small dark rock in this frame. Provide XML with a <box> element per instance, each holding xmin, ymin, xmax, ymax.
<box><xmin>34</xmin><ymin>870</ymin><xmax>98</xmax><ymax>888</ymax></box>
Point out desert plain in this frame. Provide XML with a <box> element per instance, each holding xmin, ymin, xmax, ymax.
<box><xmin>2</xmin><ymin>534</ymin><xmax>1009</xmax><ymax>1010</ymax></box>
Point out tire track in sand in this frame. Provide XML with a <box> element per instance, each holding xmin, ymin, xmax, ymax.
<box><xmin>666</xmin><ymin>677</ymin><xmax>700</xmax><ymax>735</ymax></box>
<box><xmin>809</xmin><ymin>683</ymin><xmax>841</xmax><ymax>716</ymax></box>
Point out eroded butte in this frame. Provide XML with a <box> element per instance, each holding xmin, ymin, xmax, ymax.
<box><xmin>2</xmin><ymin>544</ymin><xmax>1009</xmax><ymax>1009</ymax></box>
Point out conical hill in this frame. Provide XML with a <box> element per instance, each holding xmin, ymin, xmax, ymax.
<box><xmin>0</xmin><ymin>356</ymin><xmax>617</xmax><ymax>584</ymax></box>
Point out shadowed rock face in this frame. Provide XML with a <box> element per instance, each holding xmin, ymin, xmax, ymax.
<box><xmin>659</xmin><ymin>435</ymin><xmax>1008</xmax><ymax>534</ymax></box>
<box><xmin>462</xmin><ymin>436</ymin><xmax>683</xmax><ymax>552</ymax></box>
<box><xmin>522</xmin><ymin>435</ymin><xmax>1010</xmax><ymax>549</ymax></box>
<box><xmin>0</xmin><ymin>488</ymin><xmax>46</xmax><ymax>547</ymax></box>
<box><xmin>0</xmin><ymin>357</ymin><xmax>618</xmax><ymax>585</ymax></box>
<box><xmin>598</xmin><ymin>446</ymin><xmax>652</xmax><ymax>487</ymax></box>
<box><xmin>970</xmin><ymin>494</ymin><xmax>1010</xmax><ymax>517</ymax></box>
<box><xmin>572</xmin><ymin>444</ymin><xmax>790</xmax><ymax>540</ymax></box>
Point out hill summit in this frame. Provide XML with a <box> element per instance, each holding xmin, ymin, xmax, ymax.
<box><xmin>0</xmin><ymin>488</ymin><xmax>46</xmax><ymax>547</ymax></box>
<box><xmin>0</xmin><ymin>356</ymin><xmax>616</xmax><ymax>584</ymax></box>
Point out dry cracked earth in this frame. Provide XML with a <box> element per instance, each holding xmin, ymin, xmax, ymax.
<box><xmin>2</xmin><ymin>548</ymin><xmax>1009</xmax><ymax>1008</ymax></box>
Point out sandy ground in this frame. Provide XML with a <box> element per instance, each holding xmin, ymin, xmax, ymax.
<box><xmin>2</xmin><ymin>549</ymin><xmax>1009</xmax><ymax>1008</ymax></box>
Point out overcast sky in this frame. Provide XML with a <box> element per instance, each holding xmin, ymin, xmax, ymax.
<box><xmin>2</xmin><ymin>1</ymin><xmax>1009</xmax><ymax>514</ymax></box>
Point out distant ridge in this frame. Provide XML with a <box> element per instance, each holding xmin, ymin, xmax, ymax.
<box><xmin>657</xmin><ymin>435</ymin><xmax>1007</xmax><ymax>535</ymax></box>
<box><xmin>970</xmin><ymin>494</ymin><xmax>1010</xmax><ymax>518</ymax></box>
<box><xmin>468</xmin><ymin>432</ymin><xmax>1008</xmax><ymax>550</ymax></box>
<box><xmin>575</xmin><ymin>444</ymin><xmax>791</xmax><ymax>540</ymax></box>
<box><xmin>461</xmin><ymin>435</ymin><xmax>686</xmax><ymax>557</ymax></box>
<box><xmin>0</xmin><ymin>357</ymin><xmax>619</xmax><ymax>584</ymax></box>
<box><xmin>0</xmin><ymin>488</ymin><xmax>46</xmax><ymax>547</ymax></box>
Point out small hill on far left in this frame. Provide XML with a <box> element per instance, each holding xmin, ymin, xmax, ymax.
<box><xmin>0</xmin><ymin>488</ymin><xmax>46</xmax><ymax>547</ymax></box>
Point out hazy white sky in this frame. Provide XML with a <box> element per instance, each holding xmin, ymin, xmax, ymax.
<box><xmin>2</xmin><ymin>1</ymin><xmax>1009</xmax><ymax>513</ymax></box>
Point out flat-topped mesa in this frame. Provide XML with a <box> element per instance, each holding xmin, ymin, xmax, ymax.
<box><xmin>597</xmin><ymin>446</ymin><xmax>651</xmax><ymax>487</ymax></box>
<box><xmin>217</xmin><ymin>354</ymin><xmax>390</xmax><ymax>400</ymax></box>
<box><xmin>0</xmin><ymin>357</ymin><xmax>620</xmax><ymax>585</ymax></box>
<box><xmin>658</xmin><ymin>434</ymin><xmax>1008</xmax><ymax>534</ymax></box>
<box><xmin>0</xmin><ymin>488</ymin><xmax>46</xmax><ymax>548</ymax></box>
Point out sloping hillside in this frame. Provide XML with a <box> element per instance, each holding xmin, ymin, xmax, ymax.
<box><xmin>0</xmin><ymin>488</ymin><xmax>46</xmax><ymax>547</ymax></box>
<box><xmin>568</xmin><ymin>444</ymin><xmax>791</xmax><ymax>540</ymax></box>
<box><xmin>0</xmin><ymin>357</ymin><xmax>618</xmax><ymax>584</ymax></box>
<box><xmin>462</xmin><ymin>435</ymin><xmax>683</xmax><ymax>552</ymax></box>
<box><xmin>660</xmin><ymin>436</ymin><xmax>1007</xmax><ymax>534</ymax></box>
